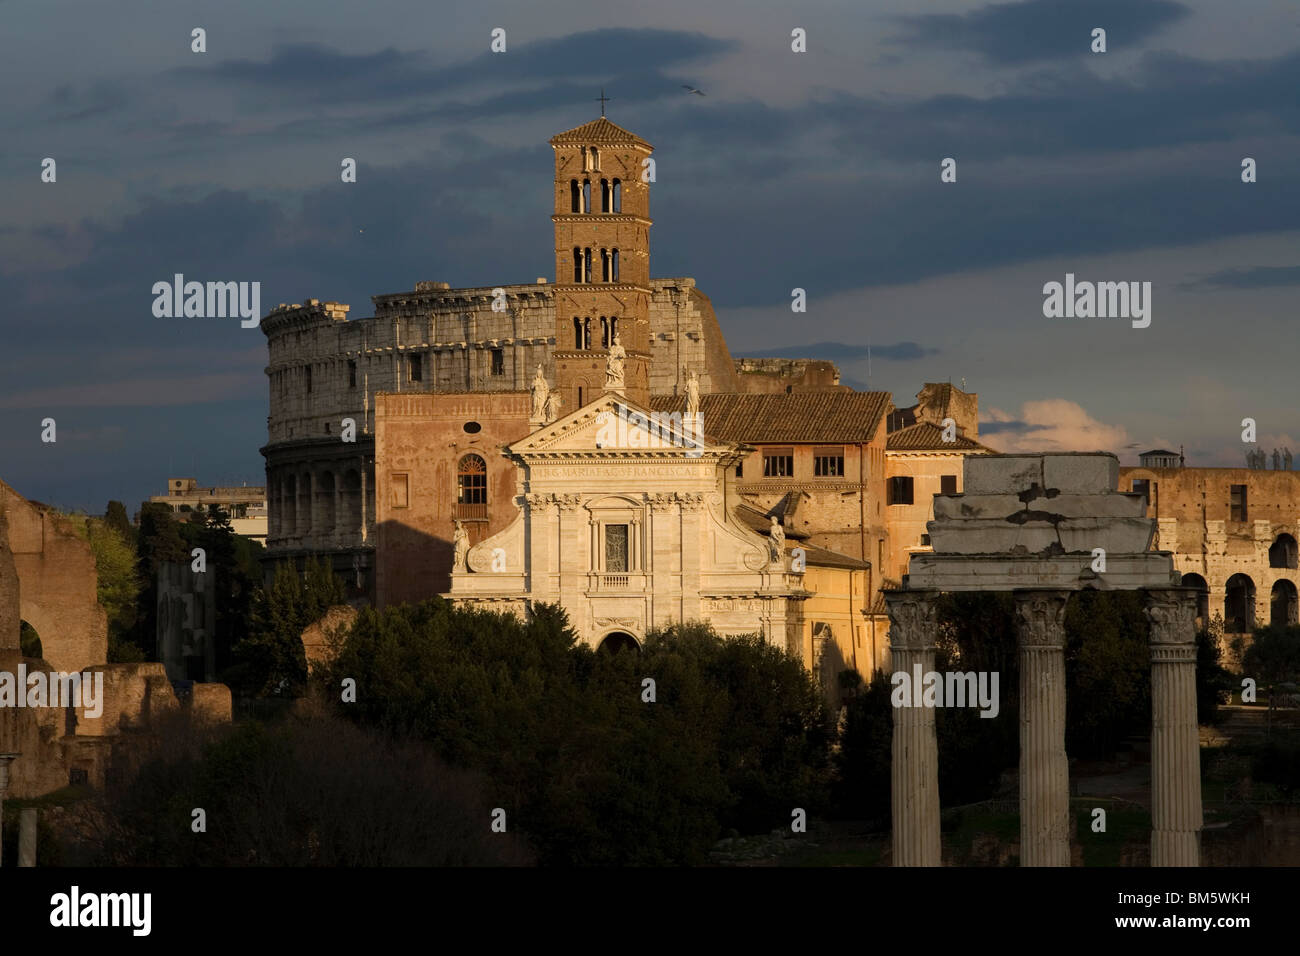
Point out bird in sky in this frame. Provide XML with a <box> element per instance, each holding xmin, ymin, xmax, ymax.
<box><xmin>681</xmin><ymin>85</ymin><xmax>706</xmax><ymax>96</ymax></box>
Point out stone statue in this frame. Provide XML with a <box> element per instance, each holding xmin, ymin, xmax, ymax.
<box><xmin>685</xmin><ymin>370</ymin><xmax>700</xmax><ymax>417</ymax></box>
<box><xmin>543</xmin><ymin>389</ymin><xmax>562</xmax><ymax>423</ymax></box>
<box><xmin>1256</xmin><ymin>448</ymin><xmax>1267</xmax><ymax>470</ymax></box>
<box><xmin>1274</xmin><ymin>448</ymin><xmax>1282</xmax><ymax>471</ymax></box>
<box><xmin>769</xmin><ymin>515</ymin><xmax>785</xmax><ymax>565</ymax></box>
<box><xmin>452</xmin><ymin>519</ymin><xmax>470</xmax><ymax>572</ymax></box>
<box><xmin>605</xmin><ymin>332</ymin><xmax>626</xmax><ymax>390</ymax></box>
<box><xmin>1285</xmin><ymin>448</ymin><xmax>1293</xmax><ymax>471</ymax></box>
<box><xmin>530</xmin><ymin>365</ymin><xmax>548</xmax><ymax>420</ymax></box>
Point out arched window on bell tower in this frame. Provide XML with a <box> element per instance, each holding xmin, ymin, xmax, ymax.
<box><xmin>570</xmin><ymin>180</ymin><xmax>580</xmax><ymax>213</ymax></box>
<box><xmin>601</xmin><ymin>248</ymin><xmax>610</xmax><ymax>282</ymax></box>
<box><xmin>600</xmin><ymin>316</ymin><xmax>609</xmax><ymax>347</ymax></box>
<box><xmin>610</xmin><ymin>316</ymin><xmax>618</xmax><ymax>343</ymax></box>
<box><xmin>584</xmin><ymin>248</ymin><xmax>592</xmax><ymax>283</ymax></box>
<box><xmin>611</xmin><ymin>249</ymin><xmax>620</xmax><ymax>282</ymax></box>
<box><xmin>582</xmin><ymin>179</ymin><xmax>591</xmax><ymax>213</ymax></box>
<box><xmin>601</xmin><ymin>179</ymin><xmax>611</xmax><ymax>212</ymax></box>
<box><xmin>583</xmin><ymin>317</ymin><xmax>592</xmax><ymax>349</ymax></box>
<box><xmin>612</xmin><ymin>179</ymin><xmax>621</xmax><ymax>212</ymax></box>
<box><xmin>573</xmin><ymin>316</ymin><xmax>582</xmax><ymax>348</ymax></box>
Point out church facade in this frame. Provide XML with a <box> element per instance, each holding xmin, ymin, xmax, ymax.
<box><xmin>264</xmin><ymin>112</ymin><xmax>996</xmax><ymax>690</ymax></box>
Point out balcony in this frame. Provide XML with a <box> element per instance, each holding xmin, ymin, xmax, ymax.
<box><xmin>456</xmin><ymin>502</ymin><xmax>488</xmax><ymax>521</ymax></box>
<box><xmin>601</xmin><ymin>573</ymin><xmax>630</xmax><ymax>589</ymax></box>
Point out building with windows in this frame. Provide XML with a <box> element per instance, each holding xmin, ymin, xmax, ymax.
<box><xmin>267</xmin><ymin>114</ymin><xmax>996</xmax><ymax>695</ymax></box>
<box><xmin>1119</xmin><ymin>458</ymin><xmax>1300</xmax><ymax>663</ymax></box>
<box><xmin>148</xmin><ymin>477</ymin><xmax>267</xmax><ymax>543</ymax></box>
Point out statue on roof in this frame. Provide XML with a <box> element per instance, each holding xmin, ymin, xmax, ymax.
<box><xmin>1285</xmin><ymin>448</ymin><xmax>1293</xmax><ymax>471</ymax></box>
<box><xmin>543</xmin><ymin>389</ymin><xmax>562</xmax><ymax>424</ymax></box>
<box><xmin>452</xmin><ymin>519</ymin><xmax>470</xmax><ymax>573</ymax></box>
<box><xmin>769</xmin><ymin>515</ymin><xmax>785</xmax><ymax>566</ymax></box>
<box><xmin>530</xmin><ymin>365</ymin><xmax>548</xmax><ymax>420</ymax></box>
<box><xmin>685</xmin><ymin>370</ymin><xmax>701</xmax><ymax>417</ymax></box>
<box><xmin>605</xmin><ymin>331</ymin><xmax>625</xmax><ymax>391</ymax></box>
<box><xmin>1274</xmin><ymin>448</ymin><xmax>1282</xmax><ymax>471</ymax></box>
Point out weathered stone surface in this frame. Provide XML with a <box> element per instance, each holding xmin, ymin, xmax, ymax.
<box><xmin>906</xmin><ymin>551</ymin><xmax>1179</xmax><ymax>591</ymax></box>
<box><xmin>1042</xmin><ymin>453</ymin><xmax>1119</xmax><ymax>494</ymax></box>
<box><xmin>934</xmin><ymin>492</ymin><xmax>1146</xmax><ymax>521</ymax></box>
<box><xmin>927</xmin><ymin>515</ymin><xmax>1155</xmax><ymax>555</ymax></box>
<box><xmin>964</xmin><ymin>456</ymin><xmax>1043</xmax><ymax>495</ymax></box>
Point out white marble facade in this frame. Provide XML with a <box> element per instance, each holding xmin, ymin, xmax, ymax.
<box><xmin>448</xmin><ymin>394</ymin><xmax>807</xmax><ymax>650</ymax></box>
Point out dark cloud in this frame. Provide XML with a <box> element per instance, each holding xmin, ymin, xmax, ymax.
<box><xmin>895</xmin><ymin>0</ymin><xmax>1189</xmax><ymax>65</ymax></box>
<box><xmin>192</xmin><ymin>30</ymin><xmax>734</xmax><ymax>107</ymax></box>
<box><xmin>979</xmin><ymin>419</ymin><xmax>1047</xmax><ymax>435</ymax></box>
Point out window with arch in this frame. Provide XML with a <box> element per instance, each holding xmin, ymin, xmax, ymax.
<box><xmin>601</xmin><ymin>178</ymin><xmax>611</xmax><ymax>212</ymax></box>
<box><xmin>611</xmin><ymin>248</ymin><xmax>619</xmax><ymax>282</ymax></box>
<box><xmin>612</xmin><ymin>179</ymin><xmax>621</xmax><ymax>212</ymax></box>
<box><xmin>582</xmin><ymin>317</ymin><xmax>592</xmax><ymax>349</ymax></box>
<box><xmin>582</xmin><ymin>179</ymin><xmax>591</xmax><ymax>213</ymax></box>
<box><xmin>588</xmin><ymin>146</ymin><xmax>599</xmax><ymax>170</ymax></box>
<box><xmin>574</xmin><ymin>316</ymin><xmax>583</xmax><ymax>348</ymax></box>
<box><xmin>600</xmin><ymin>316</ymin><xmax>609</xmax><ymax>348</ymax></box>
<box><xmin>457</xmin><ymin>454</ymin><xmax>488</xmax><ymax>520</ymax></box>
<box><xmin>570</xmin><ymin>179</ymin><xmax>580</xmax><ymax>213</ymax></box>
<box><xmin>584</xmin><ymin>247</ymin><xmax>592</xmax><ymax>283</ymax></box>
<box><xmin>573</xmin><ymin>247</ymin><xmax>582</xmax><ymax>283</ymax></box>
<box><xmin>601</xmin><ymin>248</ymin><xmax>610</xmax><ymax>282</ymax></box>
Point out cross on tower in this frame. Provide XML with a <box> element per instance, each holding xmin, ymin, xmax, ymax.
<box><xmin>595</xmin><ymin>88</ymin><xmax>611</xmax><ymax>116</ymax></box>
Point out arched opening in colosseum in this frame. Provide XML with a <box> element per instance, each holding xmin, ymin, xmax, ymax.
<box><xmin>342</xmin><ymin>469</ymin><xmax>362</xmax><ymax>534</ymax></box>
<box><xmin>1179</xmin><ymin>572</ymin><xmax>1209</xmax><ymax>627</ymax></box>
<box><xmin>1270</xmin><ymin>579</ymin><xmax>1298</xmax><ymax>627</ymax></box>
<box><xmin>20</xmin><ymin>619</ymin><xmax>42</xmax><ymax>658</ymax></box>
<box><xmin>1269</xmin><ymin>533</ymin><xmax>1298</xmax><ymax>569</ymax></box>
<box><xmin>1225</xmin><ymin>573</ymin><xmax>1256</xmax><ymax>633</ymax></box>
<box><xmin>299</xmin><ymin>473</ymin><xmax>313</xmax><ymax>533</ymax></box>
<box><xmin>318</xmin><ymin>470</ymin><xmax>337</xmax><ymax>534</ymax></box>
<box><xmin>283</xmin><ymin>475</ymin><xmax>297</xmax><ymax>536</ymax></box>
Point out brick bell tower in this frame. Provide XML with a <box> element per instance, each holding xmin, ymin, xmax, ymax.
<box><xmin>549</xmin><ymin>112</ymin><xmax>653</xmax><ymax>411</ymax></box>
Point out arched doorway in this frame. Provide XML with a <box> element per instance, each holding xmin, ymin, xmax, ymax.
<box><xmin>1271</xmin><ymin>579</ymin><xmax>1298</xmax><ymax>626</ymax></box>
<box><xmin>598</xmin><ymin>631</ymin><xmax>640</xmax><ymax>654</ymax></box>
<box><xmin>1270</xmin><ymin>534</ymin><xmax>1298</xmax><ymax>569</ymax></box>
<box><xmin>1179</xmin><ymin>573</ymin><xmax>1209</xmax><ymax>628</ymax></box>
<box><xmin>1225</xmin><ymin>573</ymin><xmax>1256</xmax><ymax>632</ymax></box>
<box><xmin>19</xmin><ymin>620</ymin><xmax>42</xmax><ymax>659</ymax></box>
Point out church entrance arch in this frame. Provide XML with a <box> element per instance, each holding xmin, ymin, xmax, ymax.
<box><xmin>598</xmin><ymin>631</ymin><xmax>640</xmax><ymax>654</ymax></box>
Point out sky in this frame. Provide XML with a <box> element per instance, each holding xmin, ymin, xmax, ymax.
<box><xmin>1</xmin><ymin>0</ymin><xmax>1298</xmax><ymax>512</ymax></box>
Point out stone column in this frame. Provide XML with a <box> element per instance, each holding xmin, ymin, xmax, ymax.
<box><xmin>18</xmin><ymin>807</ymin><xmax>36</xmax><ymax>867</ymax></box>
<box><xmin>1145</xmin><ymin>589</ymin><xmax>1202</xmax><ymax>866</ymax></box>
<box><xmin>1014</xmin><ymin>590</ymin><xmax>1071</xmax><ymax>866</ymax></box>
<box><xmin>884</xmin><ymin>590</ymin><xmax>941</xmax><ymax>866</ymax></box>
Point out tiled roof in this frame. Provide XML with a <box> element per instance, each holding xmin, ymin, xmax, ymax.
<box><xmin>550</xmin><ymin>117</ymin><xmax>651</xmax><ymax>148</ymax></box>
<box><xmin>886</xmin><ymin>422</ymin><xmax>993</xmax><ymax>452</ymax></box>
<box><xmin>649</xmin><ymin>391</ymin><xmax>891</xmax><ymax>443</ymax></box>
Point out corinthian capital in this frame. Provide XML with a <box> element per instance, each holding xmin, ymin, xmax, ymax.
<box><xmin>884</xmin><ymin>590</ymin><xmax>938</xmax><ymax>651</ymax></box>
<box><xmin>1145</xmin><ymin>589</ymin><xmax>1197</xmax><ymax>647</ymax></box>
<box><xmin>1014</xmin><ymin>590</ymin><xmax>1070</xmax><ymax>648</ymax></box>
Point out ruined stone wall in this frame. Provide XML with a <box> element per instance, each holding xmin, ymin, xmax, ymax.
<box><xmin>0</xmin><ymin>480</ymin><xmax>106</xmax><ymax>674</ymax></box>
<box><xmin>732</xmin><ymin>358</ymin><xmax>843</xmax><ymax>394</ymax></box>
<box><xmin>1119</xmin><ymin>465</ymin><xmax>1300</xmax><ymax>644</ymax></box>
<box><xmin>262</xmin><ymin>278</ymin><xmax>732</xmax><ymax>567</ymax></box>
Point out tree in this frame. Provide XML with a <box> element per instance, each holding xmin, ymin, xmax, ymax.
<box><xmin>132</xmin><ymin>503</ymin><xmax>189</xmax><ymax>659</ymax></box>
<box><xmin>1241</xmin><ymin>624</ymin><xmax>1300</xmax><ymax>736</ymax></box>
<box><xmin>85</xmin><ymin>518</ymin><xmax>144</xmax><ymax>663</ymax></box>
<box><xmin>232</xmin><ymin>557</ymin><xmax>345</xmax><ymax>697</ymax></box>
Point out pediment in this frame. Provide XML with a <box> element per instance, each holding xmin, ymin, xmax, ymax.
<box><xmin>510</xmin><ymin>394</ymin><xmax>733</xmax><ymax>458</ymax></box>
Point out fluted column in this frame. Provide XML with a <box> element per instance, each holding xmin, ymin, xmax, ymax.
<box><xmin>1146</xmin><ymin>589</ymin><xmax>1202</xmax><ymax>866</ymax></box>
<box><xmin>885</xmin><ymin>590</ymin><xmax>941</xmax><ymax>866</ymax></box>
<box><xmin>1014</xmin><ymin>590</ymin><xmax>1071</xmax><ymax>866</ymax></box>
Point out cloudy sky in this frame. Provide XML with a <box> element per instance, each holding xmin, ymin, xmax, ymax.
<box><xmin>2</xmin><ymin>0</ymin><xmax>1297</xmax><ymax>511</ymax></box>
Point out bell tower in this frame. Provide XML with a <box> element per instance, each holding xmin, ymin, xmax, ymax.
<box><xmin>549</xmin><ymin>115</ymin><xmax>653</xmax><ymax>410</ymax></box>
